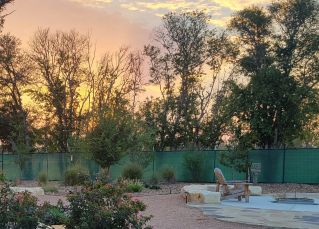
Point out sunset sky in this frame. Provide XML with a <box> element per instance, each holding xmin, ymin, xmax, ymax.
<box><xmin>4</xmin><ymin>0</ymin><xmax>271</xmax><ymax>56</ymax></box>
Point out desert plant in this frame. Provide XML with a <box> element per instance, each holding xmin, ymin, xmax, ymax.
<box><xmin>43</xmin><ymin>185</ymin><xmax>59</xmax><ymax>194</ymax></box>
<box><xmin>184</xmin><ymin>153</ymin><xmax>204</xmax><ymax>182</ymax></box>
<box><xmin>65</xmin><ymin>164</ymin><xmax>90</xmax><ymax>186</ymax></box>
<box><xmin>161</xmin><ymin>167</ymin><xmax>176</xmax><ymax>183</ymax></box>
<box><xmin>66</xmin><ymin>182</ymin><xmax>151</xmax><ymax>228</ymax></box>
<box><xmin>122</xmin><ymin>163</ymin><xmax>143</xmax><ymax>180</ymax></box>
<box><xmin>0</xmin><ymin>184</ymin><xmax>39</xmax><ymax>229</ymax></box>
<box><xmin>38</xmin><ymin>172</ymin><xmax>48</xmax><ymax>185</ymax></box>
<box><xmin>38</xmin><ymin>201</ymin><xmax>67</xmax><ymax>226</ymax></box>
<box><xmin>148</xmin><ymin>173</ymin><xmax>159</xmax><ymax>186</ymax></box>
<box><xmin>0</xmin><ymin>172</ymin><xmax>5</xmax><ymax>182</ymax></box>
<box><xmin>117</xmin><ymin>178</ymin><xmax>143</xmax><ymax>193</ymax></box>
<box><xmin>126</xmin><ymin>180</ymin><xmax>144</xmax><ymax>193</ymax></box>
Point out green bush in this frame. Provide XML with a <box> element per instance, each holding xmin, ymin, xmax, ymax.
<box><xmin>66</xmin><ymin>183</ymin><xmax>151</xmax><ymax>228</ymax></box>
<box><xmin>122</xmin><ymin>163</ymin><xmax>143</xmax><ymax>180</ymax></box>
<box><xmin>65</xmin><ymin>164</ymin><xmax>90</xmax><ymax>186</ymax></box>
<box><xmin>161</xmin><ymin>167</ymin><xmax>176</xmax><ymax>183</ymax></box>
<box><xmin>0</xmin><ymin>184</ymin><xmax>39</xmax><ymax>229</ymax></box>
<box><xmin>126</xmin><ymin>180</ymin><xmax>144</xmax><ymax>193</ymax></box>
<box><xmin>149</xmin><ymin>173</ymin><xmax>159</xmax><ymax>186</ymax></box>
<box><xmin>38</xmin><ymin>201</ymin><xmax>67</xmax><ymax>226</ymax></box>
<box><xmin>0</xmin><ymin>172</ymin><xmax>5</xmax><ymax>182</ymax></box>
<box><xmin>43</xmin><ymin>185</ymin><xmax>59</xmax><ymax>194</ymax></box>
<box><xmin>184</xmin><ymin>153</ymin><xmax>204</xmax><ymax>182</ymax></box>
<box><xmin>38</xmin><ymin>172</ymin><xmax>48</xmax><ymax>185</ymax></box>
<box><xmin>117</xmin><ymin>178</ymin><xmax>144</xmax><ymax>193</ymax></box>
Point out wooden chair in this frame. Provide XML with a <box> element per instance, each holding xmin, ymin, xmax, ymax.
<box><xmin>214</xmin><ymin>168</ymin><xmax>250</xmax><ymax>202</ymax></box>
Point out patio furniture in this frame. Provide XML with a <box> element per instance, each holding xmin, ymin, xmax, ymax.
<box><xmin>214</xmin><ymin>168</ymin><xmax>251</xmax><ymax>202</ymax></box>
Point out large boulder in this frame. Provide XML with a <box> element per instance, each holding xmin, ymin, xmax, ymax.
<box><xmin>10</xmin><ymin>186</ymin><xmax>45</xmax><ymax>196</ymax></box>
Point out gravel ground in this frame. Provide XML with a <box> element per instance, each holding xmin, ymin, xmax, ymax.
<box><xmin>35</xmin><ymin>182</ymin><xmax>319</xmax><ymax>229</ymax></box>
<box><xmin>137</xmin><ymin>194</ymin><xmax>264</xmax><ymax>229</ymax></box>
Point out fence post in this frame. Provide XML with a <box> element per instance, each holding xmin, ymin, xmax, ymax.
<box><xmin>213</xmin><ymin>151</ymin><xmax>217</xmax><ymax>182</ymax></box>
<box><xmin>46</xmin><ymin>153</ymin><xmax>49</xmax><ymax>180</ymax></box>
<box><xmin>282</xmin><ymin>145</ymin><xmax>286</xmax><ymax>183</ymax></box>
<box><xmin>152</xmin><ymin>150</ymin><xmax>155</xmax><ymax>176</ymax></box>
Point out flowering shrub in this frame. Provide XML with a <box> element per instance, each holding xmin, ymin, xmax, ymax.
<box><xmin>0</xmin><ymin>183</ymin><xmax>38</xmax><ymax>229</ymax></box>
<box><xmin>66</xmin><ymin>183</ymin><xmax>152</xmax><ymax>229</ymax></box>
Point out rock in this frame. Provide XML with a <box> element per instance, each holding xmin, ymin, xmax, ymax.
<box><xmin>181</xmin><ymin>185</ymin><xmax>221</xmax><ymax>204</ymax></box>
<box><xmin>10</xmin><ymin>186</ymin><xmax>45</xmax><ymax>196</ymax></box>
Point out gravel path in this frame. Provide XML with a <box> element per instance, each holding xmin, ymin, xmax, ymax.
<box><xmin>137</xmin><ymin>194</ymin><xmax>264</xmax><ymax>229</ymax></box>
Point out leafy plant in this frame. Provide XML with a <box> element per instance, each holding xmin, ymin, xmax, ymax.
<box><xmin>65</xmin><ymin>164</ymin><xmax>90</xmax><ymax>186</ymax></box>
<box><xmin>0</xmin><ymin>184</ymin><xmax>39</xmax><ymax>229</ymax></box>
<box><xmin>117</xmin><ymin>178</ymin><xmax>144</xmax><ymax>193</ymax></box>
<box><xmin>37</xmin><ymin>171</ymin><xmax>48</xmax><ymax>185</ymax></box>
<box><xmin>38</xmin><ymin>201</ymin><xmax>67</xmax><ymax>226</ymax></box>
<box><xmin>126</xmin><ymin>180</ymin><xmax>144</xmax><ymax>193</ymax></box>
<box><xmin>43</xmin><ymin>185</ymin><xmax>59</xmax><ymax>194</ymax></box>
<box><xmin>161</xmin><ymin>167</ymin><xmax>176</xmax><ymax>183</ymax></box>
<box><xmin>122</xmin><ymin>163</ymin><xmax>143</xmax><ymax>180</ymax></box>
<box><xmin>184</xmin><ymin>153</ymin><xmax>204</xmax><ymax>182</ymax></box>
<box><xmin>0</xmin><ymin>172</ymin><xmax>5</xmax><ymax>182</ymax></box>
<box><xmin>66</xmin><ymin>183</ymin><xmax>151</xmax><ymax>229</ymax></box>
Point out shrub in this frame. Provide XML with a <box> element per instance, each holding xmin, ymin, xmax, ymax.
<box><xmin>96</xmin><ymin>169</ymin><xmax>111</xmax><ymax>184</ymax></box>
<box><xmin>122</xmin><ymin>163</ymin><xmax>143</xmax><ymax>180</ymax></box>
<box><xmin>184</xmin><ymin>153</ymin><xmax>204</xmax><ymax>182</ymax></box>
<box><xmin>65</xmin><ymin>164</ymin><xmax>90</xmax><ymax>186</ymax></box>
<box><xmin>161</xmin><ymin>167</ymin><xmax>176</xmax><ymax>183</ymax></box>
<box><xmin>0</xmin><ymin>184</ymin><xmax>38</xmax><ymax>229</ymax></box>
<box><xmin>0</xmin><ymin>172</ymin><xmax>5</xmax><ymax>182</ymax></box>
<box><xmin>38</xmin><ymin>201</ymin><xmax>67</xmax><ymax>226</ymax></box>
<box><xmin>66</xmin><ymin>183</ymin><xmax>151</xmax><ymax>229</ymax></box>
<box><xmin>38</xmin><ymin>172</ymin><xmax>48</xmax><ymax>185</ymax></box>
<box><xmin>149</xmin><ymin>173</ymin><xmax>159</xmax><ymax>186</ymax></box>
<box><xmin>43</xmin><ymin>185</ymin><xmax>59</xmax><ymax>194</ymax></box>
<box><xmin>117</xmin><ymin>178</ymin><xmax>144</xmax><ymax>193</ymax></box>
<box><xmin>126</xmin><ymin>180</ymin><xmax>144</xmax><ymax>193</ymax></box>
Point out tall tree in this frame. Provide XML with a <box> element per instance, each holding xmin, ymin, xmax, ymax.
<box><xmin>29</xmin><ymin>29</ymin><xmax>92</xmax><ymax>152</ymax></box>
<box><xmin>143</xmin><ymin>11</ymin><xmax>237</xmax><ymax>150</ymax></box>
<box><xmin>0</xmin><ymin>34</ymin><xmax>33</xmax><ymax>151</ymax></box>
<box><xmin>225</xmin><ymin>0</ymin><xmax>319</xmax><ymax>149</ymax></box>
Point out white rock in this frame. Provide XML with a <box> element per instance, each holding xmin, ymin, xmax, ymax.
<box><xmin>10</xmin><ymin>187</ymin><xmax>45</xmax><ymax>196</ymax></box>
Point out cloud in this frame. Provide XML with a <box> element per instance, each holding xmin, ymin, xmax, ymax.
<box><xmin>212</xmin><ymin>0</ymin><xmax>272</xmax><ymax>11</ymax></box>
<box><xmin>69</xmin><ymin>0</ymin><xmax>274</xmax><ymax>28</ymax></box>
<box><xmin>69</xmin><ymin>0</ymin><xmax>112</xmax><ymax>8</ymax></box>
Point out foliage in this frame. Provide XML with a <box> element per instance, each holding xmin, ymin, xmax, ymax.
<box><xmin>122</xmin><ymin>163</ymin><xmax>143</xmax><ymax>180</ymax></box>
<box><xmin>142</xmin><ymin>11</ymin><xmax>237</xmax><ymax>150</ymax></box>
<box><xmin>183</xmin><ymin>153</ymin><xmax>204</xmax><ymax>182</ymax></box>
<box><xmin>161</xmin><ymin>167</ymin><xmax>176</xmax><ymax>183</ymax></box>
<box><xmin>220</xmin><ymin>134</ymin><xmax>254</xmax><ymax>177</ymax></box>
<box><xmin>66</xmin><ymin>183</ymin><xmax>151</xmax><ymax>229</ymax></box>
<box><xmin>87</xmin><ymin>107</ymin><xmax>136</xmax><ymax>172</ymax></box>
<box><xmin>43</xmin><ymin>185</ymin><xmax>59</xmax><ymax>194</ymax></box>
<box><xmin>38</xmin><ymin>201</ymin><xmax>67</xmax><ymax>226</ymax></box>
<box><xmin>0</xmin><ymin>184</ymin><xmax>38</xmax><ymax>229</ymax></box>
<box><xmin>0</xmin><ymin>171</ymin><xmax>5</xmax><ymax>182</ymax></box>
<box><xmin>64</xmin><ymin>164</ymin><xmax>90</xmax><ymax>186</ymax></box>
<box><xmin>38</xmin><ymin>172</ymin><xmax>48</xmax><ymax>185</ymax></box>
<box><xmin>225</xmin><ymin>0</ymin><xmax>319</xmax><ymax>149</ymax></box>
<box><xmin>117</xmin><ymin>178</ymin><xmax>144</xmax><ymax>192</ymax></box>
<box><xmin>145</xmin><ymin>173</ymin><xmax>160</xmax><ymax>189</ymax></box>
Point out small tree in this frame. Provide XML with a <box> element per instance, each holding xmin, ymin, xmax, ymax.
<box><xmin>87</xmin><ymin>107</ymin><xmax>138</xmax><ymax>176</ymax></box>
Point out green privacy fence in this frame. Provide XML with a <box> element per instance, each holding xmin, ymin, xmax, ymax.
<box><xmin>1</xmin><ymin>148</ymin><xmax>319</xmax><ymax>184</ymax></box>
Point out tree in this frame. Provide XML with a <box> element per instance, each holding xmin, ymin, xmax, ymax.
<box><xmin>29</xmin><ymin>29</ymin><xmax>92</xmax><ymax>152</ymax></box>
<box><xmin>86</xmin><ymin>105</ymin><xmax>151</xmax><ymax>174</ymax></box>
<box><xmin>143</xmin><ymin>11</ymin><xmax>237</xmax><ymax>150</ymax></box>
<box><xmin>0</xmin><ymin>34</ymin><xmax>33</xmax><ymax>152</ymax></box>
<box><xmin>225</xmin><ymin>0</ymin><xmax>319</xmax><ymax>150</ymax></box>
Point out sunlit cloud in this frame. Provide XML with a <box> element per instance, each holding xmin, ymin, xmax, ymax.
<box><xmin>69</xmin><ymin>0</ymin><xmax>112</xmax><ymax>8</ymax></box>
<box><xmin>68</xmin><ymin>0</ymin><xmax>274</xmax><ymax>28</ymax></box>
<box><xmin>212</xmin><ymin>0</ymin><xmax>273</xmax><ymax>11</ymax></box>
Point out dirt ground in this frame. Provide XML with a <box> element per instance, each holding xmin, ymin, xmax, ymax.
<box><xmin>26</xmin><ymin>182</ymin><xmax>319</xmax><ymax>229</ymax></box>
<box><xmin>137</xmin><ymin>194</ymin><xmax>264</xmax><ymax>229</ymax></box>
